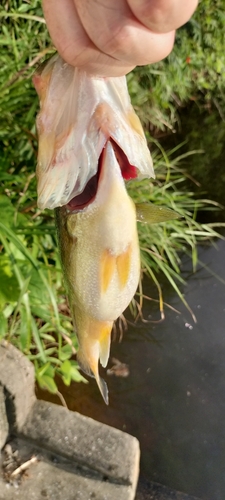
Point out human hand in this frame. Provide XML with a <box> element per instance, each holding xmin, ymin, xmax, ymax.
<box><xmin>42</xmin><ymin>0</ymin><xmax>198</xmax><ymax>76</ymax></box>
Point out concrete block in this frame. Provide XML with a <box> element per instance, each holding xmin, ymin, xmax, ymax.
<box><xmin>0</xmin><ymin>343</ymin><xmax>140</xmax><ymax>499</ymax></box>
<box><xmin>21</xmin><ymin>400</ymin><xmax>140</xmax><ymax>494</ymax></box>
<box><xmin>0</xmin><ymin>458</ymin><xmax>134</xmax><ymax>500</ymax></box>
<box><xmin>0</xmin><ymin>437</ymin><xmax>139</xmax><ymax>500</ymax></box>
<box><xmin>0</xmin><ymin>386</ymin><xmax>9</xmax><ymax>450</ymax></box>
<box><xmin>0</xmin><ymin>342</ymin><xmax>36</xmax><ymax>431</ymax></box>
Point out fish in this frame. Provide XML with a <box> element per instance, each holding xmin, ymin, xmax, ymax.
<box><xmin>34</xmin><ymin>55</ymin><xmax>178</xmax><ymax>403</ymax></box>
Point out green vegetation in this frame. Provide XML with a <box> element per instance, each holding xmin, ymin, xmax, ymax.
<box><xmin>128</xmin><ymin>0</ymin><xmax>225</xmax><ymax>131</ymax></box>
<box><xmin>0</xmin><ymin>0</ymin><xmax>224</xmax><ymax>393</ymax></box>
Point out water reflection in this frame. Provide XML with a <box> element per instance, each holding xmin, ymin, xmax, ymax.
<box><xmin>38</xmin><ymin>238</ymin><xmax>225</xmax><ymax>500</ymax></box>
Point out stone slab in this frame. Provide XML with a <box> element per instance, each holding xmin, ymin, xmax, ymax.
<box><xmin>0</xmin><ymin>343</ymin><xmax>140</xmax><ymax>499</ymax></box>
<box><xmin>21</xmin><ymin>399</ymin><xmax>140</xmax><ymax>489</ymax></box>
<box><xmin>0</xmin><ymin>437</ymin><xmax>138</xmax><ymax>500</ymax></box>
<box><xmin>0</xmin><ymin>342</ymin><xmax>36</xmax><ymax>432</ymax></box>
<box><xmin>0</xmin><ymin>438</ymin><xmax>202</xmax><ymax>500</ymax></box>
<box><xmin>0</xmin><ymin>386</ymin><xmax>9</xmax><ymax>449</ymax></box>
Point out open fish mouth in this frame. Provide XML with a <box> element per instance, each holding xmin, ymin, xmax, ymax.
<box><xmin>34</xmin><ymin>55</ymin><xmax>154</xmax><ymax>211</ymax></box>
<box><xmin>66</xmin><ymin>162</ymin><xmax>100</xmax><ymax>211</ymax></box>
<box><xmin>66</xmin><ymin>139</ymin><xmax>137</xmax><ymax>212</ymax></box>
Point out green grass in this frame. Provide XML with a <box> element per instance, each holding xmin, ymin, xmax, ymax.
<box><xmin>0</xmin><ymin>0</ymin><xmax>224</xmax><ymax>394</ymax></box>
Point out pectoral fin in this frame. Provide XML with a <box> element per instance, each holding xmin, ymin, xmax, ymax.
<box><xmin>136</xmin><ymin>202</ymin><xmax>180</xmax><ymax>224</ymax></box>
<box><xmin>116</xmin><ymin>245</ymin><xmax>132</xmax><ymax>289</ymax></box>
<box><xmin>100</xmin><ymin>249</ymin><xmax>116</xmax><ymax>293</ymax></box>
<box><xmin>100</xmin><ymin>245</ymin><xmax>132</xmax><ymax>292</ymax></box>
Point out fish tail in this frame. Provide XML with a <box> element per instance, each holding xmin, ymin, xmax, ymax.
<box><xmin>95</xmin><ymin>373</ymin><xmax>109</xmax><ymax>406</ymax></box>
<box><xmin>73</xmin><ymin>311</ymin><xmax>113</xmax><ymax>404</ymax></box>
<box><xmin>77</xmin><ymin>347</ymin><xmax>109</xmax><ymax>405</ymax></box>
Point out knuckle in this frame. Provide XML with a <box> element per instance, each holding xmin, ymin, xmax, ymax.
<box><xmin>102</xmin><ymin>24</ymin><xmax>135</xmax><ymax>60</ymax></box>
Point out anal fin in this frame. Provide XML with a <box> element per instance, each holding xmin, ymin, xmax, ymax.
<box><xmin>99</xmin><ymin>323</ymin><xmax>113</xmax><ymax>368</ymax></box>
<box><xmin>77</xmin><ymin>335</ymin><xmax>109</xmax><ymax>405</ymax></box>
<box><xmin>77</xmin><ymin>349</ymin><xmax>94</xmax><ymax>378</ymax></box>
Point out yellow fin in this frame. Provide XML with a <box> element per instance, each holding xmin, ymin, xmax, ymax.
<box><xmin>76</xmin><ymin>318</ymin><xmax>112</xmax><ymax>405</ymax></box>
<box><xmin>116</xmin><ymin>245</ymin><xmax>131</xmax><ymax>289</ymax></box>
<box><xmin>136</xmin><ymin>203</ymin><xmax>180</xmax><ymax>224</ymax></box>
<box><xmin>96</xmin><ymin>375</ymin><xmax>109</xmax><ymax>405</ymax></box>
<box><xmin>76</xmin><ymin>349</ymin><xmax>94</xmax><ymax>378</ymax></box>
<box><xmin>99</xmin><ymin>323</ymin><xmax>113</xmax><ymax>368</ymax></box>
<box><xmin>77</xmin><ymin>346</ymin><xmax>109</xmax><ymax>405</ymax></box>
<box><xmin>100</xmin><ymin>249</ymin><xmax>116</xmax><ymax>293</ymax></box>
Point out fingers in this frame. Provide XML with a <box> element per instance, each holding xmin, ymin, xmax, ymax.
<box><xmin>127</xmin><ymin>0</ymin><xmax>199</xmax><ymax>33</ymax></box>
<box><xmin>42</xmin><ymin>0</ymin><xmax>134</xmax><ymax>76</ymax></box>
<box><xmin>42</xmin><ymin>0</ymin><xmax>197</xmax><ymax>76</ymax></box>
<box><xmin>75</xmin><ymin>0</ymin><xmax>175</xmax><ymax>65</ymax></box>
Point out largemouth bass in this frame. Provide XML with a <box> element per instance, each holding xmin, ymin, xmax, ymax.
<box><xmin>34</xmin><ymin>55</ymin><xmax>177</xmax><ymax>403</ymax></box>
<box><xmin>55</xmin><ymin>141</ymin><xmax>140</xmax><ymax>404</ymax></box>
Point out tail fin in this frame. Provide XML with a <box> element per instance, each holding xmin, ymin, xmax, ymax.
<box><xmin>96</xmin><ymin>376</ymin><xmax>109</xmax><ymax>406</ymax></box>
<box><xmin>77</xmin><ymin>347</ymin><xmax>109</xmax><ymax>405</ymax></box>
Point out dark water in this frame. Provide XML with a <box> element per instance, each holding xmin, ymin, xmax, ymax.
<box><xmin>160</xmin><ymin>104</ymin><xmax>225</xmax><ymax>221</ymax></box>
<box><xmin>38</xmin><ymin>237</ymin><xmax>225</xmax><ymax>500</ymax></box>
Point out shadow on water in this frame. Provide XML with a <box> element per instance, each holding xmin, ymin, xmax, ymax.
<box><xmin>37</xmin><ymin>103</ymin><xmax>225</xmax><ymax>499</ymax></box>
<box><xmin>37</xmin><ymin>234</ymin><xmax>225</xmax><ymax>500</ymax></box>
